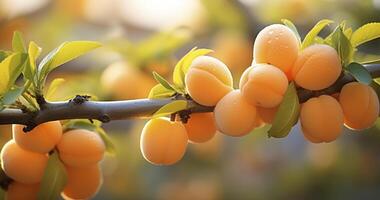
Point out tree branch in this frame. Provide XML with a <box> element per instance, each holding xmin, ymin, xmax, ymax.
<box><xmin>0</xmin><ymin>64</ymin><xmax>379</xmax><ymax>130</ymax></box>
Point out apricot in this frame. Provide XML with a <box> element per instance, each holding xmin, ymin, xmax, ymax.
<box><xmin>256</xmin><ymin>106</ymin><xmax>279</xmax><ymax>124</ymax></box>
<box><xmin>184</xmin><ymin>112</ymin><xmax>216</xmax><ymax>143</ymax></box>
<box><xmin>185</xmin><ymin>56</ymin><xmax>233</xmax><ymax>106</ymax></box>
<box><xmin>6</xmin><ymin>182</ymin><xmax>40</xmax><ymax>200</ymax></box>
<box><xmin>214</xmin><ymin>90</ymin><xmax>257</xmax><ymax>137</ymax></box>
<box><xmin>300</xmin><ymin>95</ymin><xmax>344</xmax><ymax>143</ymax></box>
<box><xmin>253</xmin><ymin>24</ymin><xmax>299</xmax><ymax>76</ymax></box>
<box><xmin>140</xmin><ymin>118</ymin><xmax>188</xmax><ymax>165</ymax></box>
<box><xmin>61</xmin><ymin>164</ymin><xmax>102</xmax><ymax>200</ymax></box>
<box><xmin>339</xmin><ymin>82</ymin><xmax>379</xmax><ymax>130</ymax></box>
<box><xmin>239</xmin><ymin>64</ymin><xmax>288</xmax><ymax>108</ymax></box>
<box><xmin>291</xmin><ymin>44</ymin><xmax>341</xmax><ymax>90</ymax></box>
<box><xmin>211</xmin><ymin>32</ymin><xmax>253</xmax><ymax>72</ymax></box>
<box><xmin>12</xmin><ymin>121</ymin><xmax>62</xmax><ymax>154</ymax></box>
<box><xmin>57</xmin><ymin>129</ymin><xmax>105</xmax><ymax>167</ymax></box>
<box><xmin>0</xmin><ymin>140</ymin><xmax>48</xmax><ymax>184</ymax></box>
<box><xmin>101</xmin><ymin>61</ymin><xmax>156</xmax><ymax>99</ymax></box>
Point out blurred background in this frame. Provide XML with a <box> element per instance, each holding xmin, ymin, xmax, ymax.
<box><xmin>1</xmin><ymin>0</ymin><xmax>380</xmax><ymax>199</ymax></box>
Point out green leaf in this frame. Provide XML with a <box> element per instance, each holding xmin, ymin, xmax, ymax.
<box><xmin>63</xmin><ymin>119</ymin><xmax>116</xmax><ymax>155</ymax></box>
<box><xmin>0</xmin><ymin>53</ymin><xmax>28</xmax><ymax>96</ymax></box>
<box><xmin>152</xmin><ymin>72</ymin><xmax>177</xmax><ymax>91</ymax></box>
<box><xmin>281</xmin><ymin>19</ymin><xmax>301</xmax><ymax>44</ymax></box>
<box><xmin>24</xmin><ymin>41</ymin><xmax>42</xmax><ymax>81</ymax></box>
<box><xmin>96</xmin><ymin>127</ymin><xmax>116</xmax><ymax>155</ymax></box>
<box><xmin>301</xmin><ymin>19</ymin><xmax>333</xmax><ymax>49</ymax></box>
<box><xmin>37</xmin><ymin>151</ymin><xmax>67</xmax><ymax>200</ymax></box>
<box><xmin>351</xmin><ymin>22</ymin><xmax>380</xmax><ymax>47</ymax></box>
<box><xmin>12</xmin><ymin>31</ymin><xmax>26</xmax><ymax>53</ymax></box>
<box><xmin>268</xmin><ymin>82</ymin><xmax>300</xmax><ymax>138</ymax></box>
<box><xmin>45</xmin><ymin>78</ymin><xmax>65</xmax><ymax>100</ymax></box>
<box><xmin>330</xmin><ymin>26</ymin><xmax>354</xmax><ymax>67</ymax></box>
<box><xmin>172</xmin><ymin>48</ymin><xmax>213</xmax><ymax>90</ymax></box>
<box><xmin>152</xmin><ymin>100</ymin><xmax>188</xmax><ymax>118</ymax></box>
<box><xmin>0</xmin><ymin>51</ymin><xmax>9</xmax><ymax>63</ymax></box>
<box><xmin>346</xmin><ymin>62</ymin><xmax>372</xmax><ymax>85</ymax></box>
<box><xmin>38</xmin><ymin>41</ymin><xmax>101</xmax><ymax>86</ymax></box>
<box><xmin>148</xmin><ymin>84</ymin><xmax>176</xmax><ymax>99</ymax></box>
<box><xmin>2</xmin><ymin>86</ymin><xmax>24</xmax><ymax>105</ymax></box>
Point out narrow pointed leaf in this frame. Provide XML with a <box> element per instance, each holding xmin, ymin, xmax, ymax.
<box><xmin>45</xmin><ymin>78</ymin><xmax>65</xmax><ymax>100</ymax></box>
<box><xmin>152</xmin><ymin>72</ymin><xmax>176</xmax><ymax>91</ymax></box>
<box><xmin>37</xmin><ymin>151</ymin><xmax>67</xmax><ymax>200</ymax></box>
<box><xmin>281</xmin><ymin>19</ymin><xmax>301</xmax><ymax>43</ymax></box>
<box><xmin>96</xmin><ymin>127</ymin><xmax>116</xmax><ymax>155</ymax></box>
<box><xmin>12</xmin><ymin>31</ymin><xmax>26</xmax><ymax>53</ymax></box>
<box><xmin>301</xmin><ymin>19</ymin><xmax>333</xmax><ymax>49</ymax></box>
<box><xmin>152</xmin><ymin>100</ymin><xmax>187</xmax><ymax>118</ymax></box>
<box><xmin>148</xmin><ymin>84</ymin><xmax>176</xmax><ymax>99</ymax></box>
<box><xmin>268</xmin><ymin>82</ymin><xmax>300</xmax><ymax>138</ymax></box>
<box><xmin>0</xmin><ymin>53</ymin><xmax>27</xmax><ymax>96</ymax></box>
<box><xmin>351</xmin><ymin>23</ymin><xmax>380</xmax><ymax>47</ymax></box>
<box><xmin>24</xmin><ymin>41</ymin><xmax>42</xmax><ymax>81</ymax></box>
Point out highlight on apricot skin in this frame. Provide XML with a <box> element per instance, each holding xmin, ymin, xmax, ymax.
<box><xmin>57</xmin><ymin>129</ymin><xmax>105</xmax><ymax>167</ymax></box>
<box><xmin>6</xmin><ymin>182</ymin><xmax>40</xmax><ymax>200</ymax></box>
<box><xmin>256</xmin><ymin>106</ymin><xmax>278</xmax><ymax>124</ymax></box>
<box><xmin>12</xmin><ymin>121</ymin><xmax>62</xmax><ymax>154</ymax></box>
<box><xmin>101</xmin><ymin>61</ymin><xmax>155</xmax><ymax>99</ymax></box>
<box><xmin>0</xmin><ymin>140</ymin><xmax>48</xmax><ymax>184</ymax></box>
<box><xmin>239</xmin><ymin>64</ymin><xmax>288</xmax><ymax>108</ymax></box>
<box><xmin>184</xmin><ymin>112</ymin><xmax>217</xmax><ymax>143</ymax></box>
<box><xmin>140</xmin><ymin>117</ymin><xmax>188</xmax><ymax>165</ymax></box>
<box><xmin>339</xmin><ymin>82</ymin><xmax>380</xmax><ymax>130</ymax></box>
<box><xmin>253</xmin><ymin>24</ymin><xmax>299</xmax><ymax>76</ymax></box>
<box><xmin>185</xmin><ymin>56</ymin><xmax>233</xmax><ymax>106</ymax></box>
<box><xmin>300</xmin><ymin>95</ymin><xmax>344</xmax><ymax>143</ymax></box>
<box><xmin>291</xmin><ymin>44</ymin><xmax>341</xmax><ymax>90</ymax></box>
<box><xmin>61</xmin><ymin>164</ymin><xmax>102</xmax><ymax>200</ymax></box>
<box><xmin>214</xmin><ymin>90</ymin><xmax>258</xmax><ymax>137</ymax></box>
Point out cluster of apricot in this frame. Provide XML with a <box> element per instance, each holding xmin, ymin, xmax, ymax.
<box><xmin>140</xmin><ymin>23</ymin><xmax>379</xmax><ymax>166</ymax></box>
<box><xmin>0</xmin><ymin>121</ymin><xmax>105</xmax><ymax>199</ymax></box>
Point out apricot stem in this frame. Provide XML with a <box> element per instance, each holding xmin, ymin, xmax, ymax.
<box><xmin>0</xmin><ymin>64</ymin><xmax>379</xmax><ymax>130</ymax></box>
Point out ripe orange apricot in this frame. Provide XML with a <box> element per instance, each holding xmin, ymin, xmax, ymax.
<box><xmin>256</xmin><ymin>106</ymin><xmax>278</xmax><ymax>124</ymax></box>
<box><xmin>291</xmin><ymin>44</ymin><xmax>341</xmax><ymax>90</ymax></box>
<box><xmin>61</xmin><ymin>164</ymin><xmax>102</xmax><ymax>200</ymax></box>
<box><xmin>253</xmin><ymin>24</ymin><xmax>299</xmax><ymax>76</ymax></box>
<box><xmin>6</xmin><ymin>182</ymin><xmax>40</xmax><ymax>200</ymax></box>
<box><xmin>12</xmin><ymin>121</ymin><xmax>62</xmax><ymax>154</ymax></box>
<box><xmin>300</xmin><ymin>95</ymin><xmax>344</xmax><ymax>143</ymax></box>
<box><xmin>101</xmin><ymin>61</ymin><xmax>156</xmax><ymax>99</ymax></box>
<box><xmin>57</xmin><ymin>129</ymin><xmax>105</xmax><ymax>167</ymax></box>
<box><xmin>184</xmin><ymin>112</ymin><xmax>216</xmax><ymax>143</ymax></box>
<box><xmin>140</xmin><ymin>118</ymin><xmax>188</xmax><ymax>165</ymax></box>
<box><xmin>339</xmin><ymin>82</ymin><xmax>379</xmax><ymax>130</ymax></box>
<box><xmin>214</xmin><ymin>90</ymin><xmax>258</xmax><ymax>137</ymax></box>
<box><xmin>239</xmin><ymin>64</ymin><xmax>288</xmax><ymax>108</ymax></box>
<box><xmin>211</xmin><ymin>32</ymin><xmax>252</xmax><ymax>72</ymax></box>
<box><xmin>0</xmin><ymin>140</ymin><xmax>48</xmax><ymax>184</ymax></box>
<box><xmin>185</xmin><ymin>56</ymin><xmax>233</xmax><ymax>106</ymax></box>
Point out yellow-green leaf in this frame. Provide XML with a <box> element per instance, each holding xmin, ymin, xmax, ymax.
<box><xmin>24</xmin><ymin>41</ymin><xmax>42</xmax><ymax>81</ymax></box>
<box><xmin>45</xmin><ymin>78</ymin><xmax>65</xmax><ymax>100</ymax></box>
<box><xmin>37</xmin><ymin>151</ymin><xmax>67</xmax><ymax>200</ymax></box>
<box><xmin>38</xmin><ymin>41</ymin><xmax>101</xmax><ymax>84</ymax></box>
<box><xmin>172</xmin><ymin>48</ymin><xmax>213</xmax><ymax>89</ymax></box>
<box><xmin>152</xmin><ymin>100</ymin><xmax>187</xmax><ymax>118</ymax></box>
<box><xmin>12</xmin><ymin>31</ymin><xmax>26</xmax><ymax>53</ymax></box>
<box><xmin>0</xmin><ymin>53</ymin><xmax>27</xmax><ymax>96</ymax></box>
<box><xmin>152</xmin><ymin>72</ymin><xmax>176</xmax><ymax>91</ymax></box>
<box><xmin>96</xmin><ymin>127</ymin><xmax>116</xmax><ymax>156</ymax></box>
<box><xmin>268</xmin><ymin>82</ymin><xmax>300</xmax><ymax>138</ymax></box>
<box><xmin>351</xmin><ymin>23</ymin><xmax>380</xmax><ymax>47</ymax></box>
<box><xmin>148</xmin><ymin>84</ymin><xmax>176</xmax><ymax>99</ymax></box>
<box><xmin>301</xmin><ymin>19</ymin><xmax>333</xmax><ymax>49</ymax></box>
<box><xmin>281</xmin><ymin>19</ymin><xmax>301</xmax><ymax>44</ymax></box>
